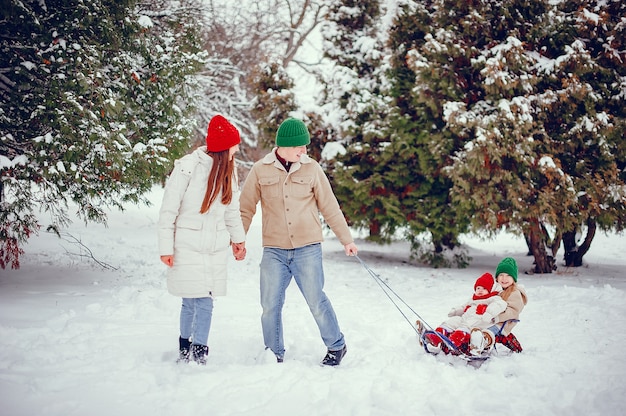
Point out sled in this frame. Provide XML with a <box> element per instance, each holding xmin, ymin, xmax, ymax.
<box><xmin>352</xmin><ymin>255</ymin><xmax>523</xmax><ymax>365</ymax></box>
<box><xmin>416</xmin><ymin>319</ymin><xmax>522</xmax><ymax>364</ymax></box>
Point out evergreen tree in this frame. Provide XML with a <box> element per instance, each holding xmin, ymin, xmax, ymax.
<box><xmin>0</xmin><ymin>0</ymin><xmax>205</xmax><ymax>268</ymax></box>
<box><xmin>385</xmin><ymin>0</ymin><xmax>472</xmax><ymax>266</ymax></box>
<box><xmin>404</xmin><ymin>0</ymin><xmax>626</xmax><ymax>272</ymax></box>
<box><xmin>535</xmin><ymin>0</ymin><xmax>626</xmax><ymax>267</ymax></box>
<box><xmin>249</xmin><ymin>60</ymin><xmax>298</xmax><ymax>149</ymax></box>
<box><xmin>323</xmin><ymin>1</ymin><xmax>420</xmax><ymax>259</ymax></box>
<box><xmin>321</xmin><ymin>0</ymin><xmax>471</xmax><ymax>267</ymax></box>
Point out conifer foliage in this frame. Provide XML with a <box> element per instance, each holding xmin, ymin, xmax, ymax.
<box><xmin>326</xmin><ymin>0</ymin><xmax>471</xmax><ymax>267</ymax></box>
<box><xmin>400</xmin><ymin>0</ymin><xmax>626</xmax><ymax>272</ymax></box>
<box><xmin>325</xmin><ymin>0</ymin><xmax>625</xmax><ymax>271</ymax></box>
<box><xmin>0</xmin><ymin>0</ymin><xmax>206</xmax><ymax>268</ymax></box>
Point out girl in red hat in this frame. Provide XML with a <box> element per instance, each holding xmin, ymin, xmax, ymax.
<box><xmin>157</xmin><ymin>114</ymin><xmax>246</xmax><ymax>365</ymax></box>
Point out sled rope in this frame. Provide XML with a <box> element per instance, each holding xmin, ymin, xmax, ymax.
<box><xmin>354</xmin><ymin>255</ymin><xmax>431</xmax><ymax>335</ymax></box>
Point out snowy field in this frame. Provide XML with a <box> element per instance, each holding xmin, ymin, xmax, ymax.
<box><xmin>1</xmin><ymin>185</ymin><xmax>625</xmax><ymax>416</ymax></box>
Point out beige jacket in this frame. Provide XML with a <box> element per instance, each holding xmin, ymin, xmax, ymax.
<box><xmin>495</xmin><ymin>284</ymin><xmax>528</xmax><ymax>335</ymax></box>
<box><xmin>239</xmin><ymin>148</ymin><xmax>353</xmax><ymax>249</ymax></box>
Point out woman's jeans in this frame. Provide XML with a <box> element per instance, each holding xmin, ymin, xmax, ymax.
<box><xmin>260</xmin><ymin>243</ymin><xmax>345</xmax><ymax>358</ymax></box>
<box><xmin>180</xmin><ymin>296</ymin><xmax>214</xmax><ymax>346</ymax></box>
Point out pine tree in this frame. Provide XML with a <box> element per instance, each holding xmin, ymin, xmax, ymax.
<box><xmin>0</xmin><ymin>0</ymin><xmax>205</xmax><ymax>268</ymax></box>
<box><xmin>321</xmin><ymin>0</ymin><xmax>471</xmax><ymax>267</ymax></box>
<box><xmin>322</xmin><ymin>1</ymin><xmax>412</xmax><ymax>254</ymax></box>
<box><xmin>403</xmin><ymin>0</ymin><xmax>626</xmax><ymax>272</ymax></box>
<box><xmin>535</xmin><ymin>0</ymin><xmax>626</xmax><ymax>267</ymax></box>
<box><xmin>385</xmin><ymin>1</ymin><xmax>473</xmax><ymax>266</ymax></box>
<box><xmin>249</xmin><ymin>60</ymin><xmax>298</xmax><ymax>149</ymax></box>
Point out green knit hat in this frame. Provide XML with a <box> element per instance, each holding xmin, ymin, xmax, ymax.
<box><xmin>495</xmin><ymin>257</ymin><xmax>518</xmax><ymax>282</ymax></box>
<box><xmin>276</xmin><ymin>118</ymin><xmax>311</xmax><ymax>147</ymax></box>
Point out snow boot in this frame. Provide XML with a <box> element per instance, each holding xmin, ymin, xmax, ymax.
<box><xmin>416</xmin><ymin>321</ymin><xmax>441</xmax><ymax>349</ymax></box>
<box><xmin>415</xmin><ymin>320</ymin><xmax>425</xmax><ymax>339</ymax></box>
<box><xmin>177</xmin><ymin>336</ymin><xmax>191</xmax><ymax>363</ymax></box>
<box><xmin>496</xmin><ymin>332</ymin><xmax>523</xmax><ymax>353</ymax></box>
<box><xmin>321</xmin><ymin>344</ymin><xmax>347</xmax><ymax>366</ymax></box>
<box><xmin>191</xmin><ymin>344</ymin><xmax>209</xmax><ymax>365</ymax></box>
<box><xmin>449</xmin><ymin>330</ymin><xmax>471</xmax><ymax>354</ymax></box>
<box><xmin>469</xmin><ymin>329</ymin><xmax>494</xmax><ymax>356</ymax></box>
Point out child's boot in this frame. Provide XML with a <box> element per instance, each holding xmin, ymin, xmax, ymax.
<box><xmin>496</xmin><ymin>332</ymin><xmax>523</xmax><ymax>353</ymax></box>
<box><xmin>469</xmin><ymin>329</ymin><xmax>494</xmax><ymax>355</ymax></box>
<box><xmin>449</xmin><ymin>330</ymin><xmax>471</xmax><ymax>354</ymax></box>
<box><xmin>416</xmin><ymin>321</ymin><xmax>443</xmax><ymax>353</ymax></box>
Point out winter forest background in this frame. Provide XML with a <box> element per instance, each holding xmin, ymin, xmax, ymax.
<box><xmin>1</xmin><ymin>0</ymin><xmax>625</xmax><ymax>275</ymax></box>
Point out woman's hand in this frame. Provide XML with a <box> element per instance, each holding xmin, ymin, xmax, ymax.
<box><xmin>160</xmin><ymin>255</ymin><xmax>174</xmax><ymax>267</ymax></box>
<box><xmin>232</xmin><ymin>242</ymin><xmax>246</xmax><ymax>261</ymax></box>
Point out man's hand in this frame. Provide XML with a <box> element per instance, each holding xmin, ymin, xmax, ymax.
<box><xmin>232</xmin><ymin>242</ymin><xmax>246</xmax><ymax>261</ymax></box>
<box><xmin>343</xmin><ymin>242</ymin><xmax>358</xmax><ymax>256</ymax></box>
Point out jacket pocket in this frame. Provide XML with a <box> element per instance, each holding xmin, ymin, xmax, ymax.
<box><xmin>259</xmin><ymin>176</ymin><xmax>281</xmax><ymax>199</ymax></box>
<box><xmin>290</xmin><ymin>175</ymin><xmax>313</xmax><ymax>197</ymax></box>
<box><xmin>213</xmin><ymin>222</ymin><xmax>230</xmax><ymax>252</ymax></box>
<box><xmin>174</xmin><ymin>219</ymin><xmax>203</xmax><ymax>254</ymax></box>
<box><xmin>176</xmin><ymin>218</ymin><xmax>202</xmax><ymax>230</ymax></box>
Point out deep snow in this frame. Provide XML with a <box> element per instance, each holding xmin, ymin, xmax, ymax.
<box><xmin>1</xmin><ymin>185</ymin><xmax>625</xmax><ymax>416</ymax></box>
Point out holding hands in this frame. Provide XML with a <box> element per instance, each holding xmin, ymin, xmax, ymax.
<box><xmin>232</xmin><ymin>241</ymin><xmax>246</xmax><ymax>261</ymax></box>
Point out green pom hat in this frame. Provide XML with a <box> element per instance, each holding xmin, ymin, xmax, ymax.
<box><xmin>495</xmin><ymin>257</ymin><xmax>518</xmax><ymax>282</ymax></box>
<box><xmin>276</xmin><ymin>118</ymin><xmax>311</xmax><ymax>147</ymax></box>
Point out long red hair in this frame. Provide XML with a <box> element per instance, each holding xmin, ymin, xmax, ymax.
<box><xmin>200</xmin><ymin>150</ymin><xmax>235</xmax><ymax>213</ymax></box>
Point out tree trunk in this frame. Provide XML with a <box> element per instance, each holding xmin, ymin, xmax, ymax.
<box><xmin>527</xmin><ymin>219</ymin><xmax>555</xmax><ymax>274</ymax></box>
<box><xmin>369</xmin><ymin>219</ymin><xmax>381</xmax><ymax>239</ymax></box>
<box><xmin>563</xmin><ymin>219</ymin><xmax>597</xmax><ymax>267</ymax></box>
<box><xmin>525</xmin><ymin>222</ymin><xmax>560</xmax><ymax>257</ymax></box>
<box><xmin>432</xmin><ymin>233</ymin><xmax>457</xmax><ymax>253</ymax></box>
<box><xmin>524</xmin><ymin>233</ymin><xmax>533</xmax><ymax>256</ymax></box>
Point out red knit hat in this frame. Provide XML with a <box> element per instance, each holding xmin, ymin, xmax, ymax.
<box><xmin>474</xmin><ymin>272</ymin><xmax>495</xmax><ymax>292</ymax></box>
<box><xmin>206</xmin><ymin>114</ymin><xmax>240</xmax><ymax>152</ymax></box>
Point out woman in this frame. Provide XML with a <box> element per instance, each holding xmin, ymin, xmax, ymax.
<box><xmin>158</xmin><ymin>114</ymin><xmax>246</xmax><ymax>365</ymax></box>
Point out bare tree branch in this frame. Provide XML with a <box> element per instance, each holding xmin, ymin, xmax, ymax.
<box><xmin>56</xmin><ymin>232</ymin><xmax>119</xmax><ymax>271</ymax></box>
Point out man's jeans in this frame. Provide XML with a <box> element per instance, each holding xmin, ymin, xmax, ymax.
<box><xmin>180</xmin><ymin>296</ymin><xmax>214</xmax><ymax>346</ymax></box>
<box><xmin>260</xmin><ymin>243</ymin><xmax>345</xmax><ymax>358</ymax></box>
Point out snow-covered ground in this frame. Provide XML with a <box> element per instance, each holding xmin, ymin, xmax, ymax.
<box><xmin>1</xmin><ymin>185</ymin><xmax>625</xmax><ymax>416</ymax></box>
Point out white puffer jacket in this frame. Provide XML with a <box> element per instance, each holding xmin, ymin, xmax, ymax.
<box><xmin>157</xmin><ymin>147</ymin><xmax>245</xmax><ymax>297</ymax></box>
<box><xmin>446</xmin><ymin>295</ymin><xmax>507</xmax><ymax>330</ymax></box>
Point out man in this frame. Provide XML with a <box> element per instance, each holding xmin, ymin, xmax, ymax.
<box><xmin>239</xmin><ymin>118</ymin><xmax>358</xmax><ymax>366</ymax></box>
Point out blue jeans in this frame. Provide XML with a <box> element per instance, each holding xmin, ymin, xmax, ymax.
<box><xmin>180</xmin><ymin>296</ymin><xmax>214</xmax><ymax>346</ymax></box>
<box><xmin>260</xmin><ymin>243</ymin><xmax>345</xmax><ymax>357</ymax></box>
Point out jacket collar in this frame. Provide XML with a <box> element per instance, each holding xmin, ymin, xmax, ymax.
<box><xmin>262</xmin><ymin>147</ymin><xmax>312</xmax><ymax>171</ymax></box>
<box><xmin>193</xmin><ymin>146</ymin><xmax>213</xmax><ymax>165</ymax></box>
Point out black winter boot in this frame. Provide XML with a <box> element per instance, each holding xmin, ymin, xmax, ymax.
<box><xmin>191</xmin><ymin>344</ymin><xmax>209</xmax><ymax>365</ymax></box>
<box><xmin>321</xmin><ymin>344</ymin><xmax>347</xmax><ymax>366</ymax></box>
<box><xmin>177</xmin><ymin>336</ymin><xmax>191</xmax><ymax>363</ymax></box>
